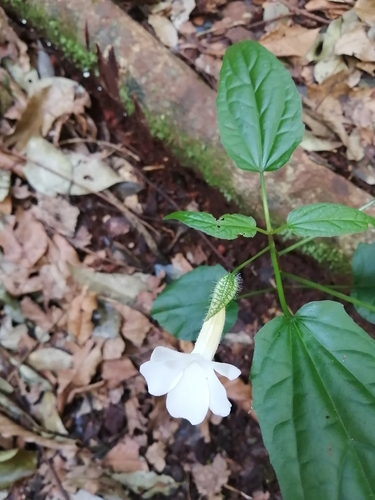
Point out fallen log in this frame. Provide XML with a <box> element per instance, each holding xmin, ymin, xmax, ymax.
<box><xmin>3</xmin><ymin>0</ymin><xmax>374</xmax><ymax>274</ymax></box>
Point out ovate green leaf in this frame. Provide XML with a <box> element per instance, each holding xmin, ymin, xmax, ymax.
<box><xmin>0</xmin><ymin>448</ymin><xmax>37</xmax><ymax>488</ymax></box>
<box><xmin>251</xmin><ymin>301</ymin><xmax>375</xmax><ymax>500</ymax></box>
<box><xmin>287</xmin><ymin>202</ymin><xmax>375</xmax><ymax>237</ymax></box>
<box><xmin>351</xmin><ymin>242</ymin><xmax>375</xmax><ymax>324</ymax></box>
<box><xmin>151</xmin><ymin>265</ymin><xmax>238</xmax><ymax>340</ymax></box>
<box><xmin>164</xmin><ymin>211</ymin><xmax>256</xmax><ymax>239</ymax></box>
<box><xmin>217</xmin><ymin>41</ymin><xmax>304</xmax><ymax>172</ymax></box>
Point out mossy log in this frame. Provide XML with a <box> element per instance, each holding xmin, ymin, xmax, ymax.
<box><xmin>2</xmin><ymin>0</ymin><xmax>374</xmax><ymax>274</ymax></box>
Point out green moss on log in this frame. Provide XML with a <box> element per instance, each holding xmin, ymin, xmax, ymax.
<box><xmin>2</xmin><ymin>0</ymin><xmax>96</xmax><ymax>69</ymax></box>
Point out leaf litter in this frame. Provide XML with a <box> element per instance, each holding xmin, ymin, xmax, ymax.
<box><xmin>4</xmin><ymin>2</ymin><xmax>373</xmax><ymax>499</ymax></box>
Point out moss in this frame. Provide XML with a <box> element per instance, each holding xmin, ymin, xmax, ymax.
<box><xmin>279</xmin><ymin>231</ymin><xmax>351</xmax><ymax>275</ymax></box>
<box><xmin>2</xmin><ymin>0</ymin><xmax>97</xmax><ymax>69</ymax></box>
<box><xmin>142</xmin><ymin>108</ymin><xmax>238</xmax><ymax>202</ymax></box>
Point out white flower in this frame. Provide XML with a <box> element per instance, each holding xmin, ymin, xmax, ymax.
<box><xmin>140</xmin><ymin>307</ymin><xmax>241</xmax><ymax>425</ymax></box>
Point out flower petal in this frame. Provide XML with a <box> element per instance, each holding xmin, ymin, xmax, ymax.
<box><xmin>150</xmin><ymin>346</ymin><xmax>190</xmax><ymax>363</ymax></box>
<box><xmin>166</xmin><ymin>362</ymin><xmax>209</xmax><ymax>425</ymax></box>
<box><xmin>140</xmin><ymin>359</ymin><xmax>183</xmax><ymax>396</ymax></box>
<box><xmin>212</xmin><ymin>361</ymin><xmax>241</xmax><ymax>380</ymax></box>
<box><xmin>206</xmin><ymin>369</ymin><xmax>231</xmax><ymax>417</ymax></box>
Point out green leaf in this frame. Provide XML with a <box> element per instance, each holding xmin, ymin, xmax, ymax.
<box><xmin>151</xmin><ymin>265</ymin><xmax>238</xmax><ymax>340</ymax></box>
<box><xmin>164</xmin><ymin>211</ymin><xmax>256</xmax><ymax>239</ymax></box>
<box><xmin>217</xmin><ymin>40</ymin><xmax>304</xmax><ymax>172</ymax></box>
<box><xmin>287</xmin><ymin>203</ymin><xmax>375</xmax><ymax>237</ymax></box>
<box><xmin>351</xmin><ymin>242</ymin><xmax>375</xmax><ymax>324</ymax></box>
<box><xmin>251</xmin><ymin>301</ymin><xmax>375</xmax><ymax>500</ymax></box>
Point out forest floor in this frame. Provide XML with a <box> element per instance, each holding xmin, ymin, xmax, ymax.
<box><xmin>0</xmin><ymin>1</ymin><xmax>374</xmax><ymax>499</ymax></box>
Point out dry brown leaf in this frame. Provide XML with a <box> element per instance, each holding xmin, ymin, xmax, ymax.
<box><xmin>104</xmin><ymin>436</ymin><xmax>149</xmax><ymax>473</ymax></box>
<box><xmin>67</xmin><ymin>288</ymin><xmax>97</xmax><ymax>345</ymax></box>
<box><xmin>20</xmin><ymin>297</ymin><xmax>53</xmax><ymax>332</ymax></box>
<box><xmin>0</xmin><ymin>7</ymin><xmax>30</xmax><ymax>72</ymax></box>
<box><xmin>148</xmin><ymin>14</ymin><xmax>178</xmax><ymax>48</ymax></box>
<box><xmin>58</xmin><ymin>340</ymin><xmax>102</xmax><ymax>394</ymax></box>
<box><xmin>115</xmin><ymin>304</ymin><xmax>151</xmax><ymax>347</ymax></box>
<box><xmin>102</xmin><ymin>337</ymin><xmax>126</xmax><ymax>360</ymax></box>
<box><xmin>335</xmin><ymin>23</ymin><xmax>375</xmax><ymax>62</ymax></box>
<box><xmin>221</xmin><ymin>376</ymin><xmax>252</xmax><ymax>413</ymax></box>
<box><xmin>28</xmin><ymin>348</ymin><xmax>73</xmax><ymax>372</ymax></box>
<box><xmin>222</xmin><ymin>0</ymin><xmax>252</xmax><ymax>23</ymax></box>
<box><xmin>125</xmin><ymin>396</ymin><xmax>147</xmax><ymax>435</ymax></box>
<box><xmin>195</xmin><ymin>54</ymin><xmax>222</xmax><ymax>79</ymax></box>
<box><xmin>28</xmin><ymin>77</ymin><xmax>90</xmax><ymax>136</ymax></box>
<box><xmin>32</xmin><ymin>391</ymin><xmax>68</xmax><ymax>434</ymax></box>
<box><xmin>31</xmin><ymin>194</ymin><xmax>80</xmax><ymax>237</ymax></box>
<box><xmin>101</xmin><ymin>357</ymin><xmax>138</xmax><ymax>388</ymax></box>
<box><xmin>145</xmin><ymin>442</ymin><xmax>166</xmax><ymax>473</ymax></box>
<box><xmin>252</xmin><ymin>491</ymin><xmax>271</xmax><ymax>500</ymax></box>
<box><xmin>14</xmin><ymin>209</ymin><xmax>49</xmax><ymax>268</ymax></box>
<box><xmin>0</xmin><ymin>412</ymin><xmax>75</xmax><ymax>450</ymax></box>
<box><xmin>260</xmin><ymin>24</ymin><xmax>320</xmax><ymax>58</ymax></box>
<box><xmin>0</xmin><ymin>316</ymin><xmax>28</xmax><ymax>350</ymax></box>
<box><xmin>191</xmin><ymin>454</ymin><xmax>230</xmax><ymax>498</ymax></box>
<box><xmin>354</xmin><ymin>0</ymin><xmax>375</xmax><ymax>25</ymax></box>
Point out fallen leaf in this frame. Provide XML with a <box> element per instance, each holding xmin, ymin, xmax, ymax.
<box><xmin>301</xmin><ymin>130</ymin><xmax>342</xmax><ymax>151</ymax></box>
<box><xmin>221</xmin><ymin>376</ymin><xmax>252</xmax><ymax>413</ymax></box>
<box><xmin>0</xmin><ymin>170</ymin><xmax>10</xmax><ymax>202</ymax></box>
<box><xmin>222</xmin><ymin>1</ymin><xmax>252</xmax><ymax>23</ymax></box>
<box><xmin>0</xmin><ymin>317</ymin><xmax>27</xmax><ymax>350</ymax></box>
<box><xmin>67</xmin><ymin>288</ymin><xmax>97</xmax><ymax>345</ymax></box>
<box><xmin>58</xmin><ymin>340</ymin><xmax>102</xmax><ymax>393</ymax></box>
<box><xmin>67</xmin><ymin>151</ymin><xmax>123</xmax><ymax>195</ymax></box>
<box><xmin>335</xmin><ymin>22</ymin><xmax>375</xmax><ymax>62</ymax></box>
<box><xmin>145</xmin><ymin>442</ymin><xmax>166</xmax><ymax>473</ymax></box>
<box><xmin>20</xmin><ymin>297</ymin><xmax>53</xmax><ymax>332</ymax></box>
<box><xmin>125</xmin><ymin>396</ymin><xmax>147</xmax><ymax>435</ymax></box>
<box><xmin>260</xmin><ymin>24</ymin><xmax>320</xmax><ymax>58</ymax></box>
<box><xmin>28</xmin><ymin>347</ymin><xmax>73</xmax><ymax>372</ymax></box>
<box><xmin>112</xmin><ymin>470</ymin><xmax>178</xmax><ymax>499</ymax></box>
<box><xmin>102</xmin><ymin>337</ymin><xmax>126</xmax><ymax>360</ymax></box>
<box><xmin>171</xmin><ymin>0</ymin><xmax>196</xmax><ymax>29</ymax></box>
<box><xmin>104</xmin><ymin>436</ymin><xmax>148</xmax><ymax>473</ymax></box>
<box><xmin>101</xmin><ymin>357</ymin><xmax>138</xmax><ymax>387</ymax></box>
<box><xmin>0</xmin><ymin>412</ymin><xmax>75</xmax><ymax>449</ymax></box>
<box><xmin>33</xmin><ymin>391</ymin><xmax>68</xmax><ymax>434</ymax></box>
<box><xmin>0</xmin><ymin>448</ymin><xmax>37</xmax><ymax>488</ymax></box>
<box><xmin>115</xmin><ymin>304</ymin><xmax>151</xmax><ymax>347</ymax></box>
<box><xmin>31</xmin><ymin>194</ymin><xmax>80</xmax><ymax>237</ymax></box>
<box><xmin>148</xmin><ymin>15</ymin><xmax>178</xmax><ymax>48</ymax></box>
<box><xmin>24</xmin><ymin>136</ymin><xmax>73</xmax><ymax>196</ymax></box>
<box><xmin>71</xmin><ymin>267</ymin><xmax>151</xmax><ymax>306</ymax></box>
<box><xmin>354</xmin><ymin>0</ymin><xmax>375</xmax><ymax>25</ymax></box>
<box><xmin>191</xmin><ymin>454</ymin><xmax>230</xmax><ymax>498</ymax></box>
<box><xmin>263</xmin><ymin>1</ymin><xmax>290</xmax><ymax>32</ymax></box>
<box><xmin>28</xmin><ymin>76</ymin><xmax>90</xmax><ymax>136</ymax></box>
<box><xmin>195</xmin><ymin>54</ymin><xmax>222</xmax><ymax>79</ymax></box>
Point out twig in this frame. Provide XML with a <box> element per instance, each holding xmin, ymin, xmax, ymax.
<box><xmin>59</xmin><ymin>137</ymin><xmax>140</xmax><ymax>162</ymax></box>
<box><xmin>42</xmin><ymin>451</ymin><xmax>70</xmax><ymax>500</ymax></box>
<box><xmin>223</xmin><ymin>484</ymin><xmax>253</xmax><ymax>500</ymax></box>
<box><xmin>278</xmin><ymin>0</ymin><xmax>330</xmax><ymax>24</ymax></box>
<box><xmin>246</xmin><ymin>12</ymin><xmax>294</xmax><ymax>31</ymax></box>
<box><xmin>0</xmin><ymin>146</ymin><xmax>160</xmax><ymax>256</ymax></box>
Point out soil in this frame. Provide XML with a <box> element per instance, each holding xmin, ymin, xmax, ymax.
<box><xmin>4</xmin><ymin>9</ymin><xmax>375</xmax><ymax>500</ymax></box>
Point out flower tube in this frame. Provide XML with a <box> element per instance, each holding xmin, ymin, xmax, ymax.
<box><xmin>140</xmin><ymin>274</ymin><xmax>241</xmax><ymax>425</ymax></box>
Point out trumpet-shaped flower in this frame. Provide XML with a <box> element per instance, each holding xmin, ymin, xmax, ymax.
<box><xmin>140</xmin><ymin>306</ymin><xmax>241</xmax><ymax>425</ymax></box>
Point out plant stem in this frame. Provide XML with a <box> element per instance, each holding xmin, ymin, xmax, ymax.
<box><xmin>256</xmin><ymin>226</ymin><xmax>269</xmax><ymax>235</ymax></box>
<box><xmin>237</xmin><ymin>283</ymin><xmax>349</xmax><ymax>300</ymax></box>
<box><xmin>231</xmin><ymin>245</ymin><xmax>271</xmax><ymax>275</ymax></box>
<box><xmin>279</xmin><ymin>236</ymin><xmax>314</xmax><ymax>256</ymax></box>
<box><xmin>282</xmin><ymin>272</ymin><xmax>375</xmax><ymax>314</ymax></box>
<box><xmin>260</xmin><ymin>173</ymin><xmax>291</xmax><ymax>317</ymax></box>
<box><xmin>359</xmin><ymin>198</ymin><xmax>375</xmax><ymax>212</ymax></box>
